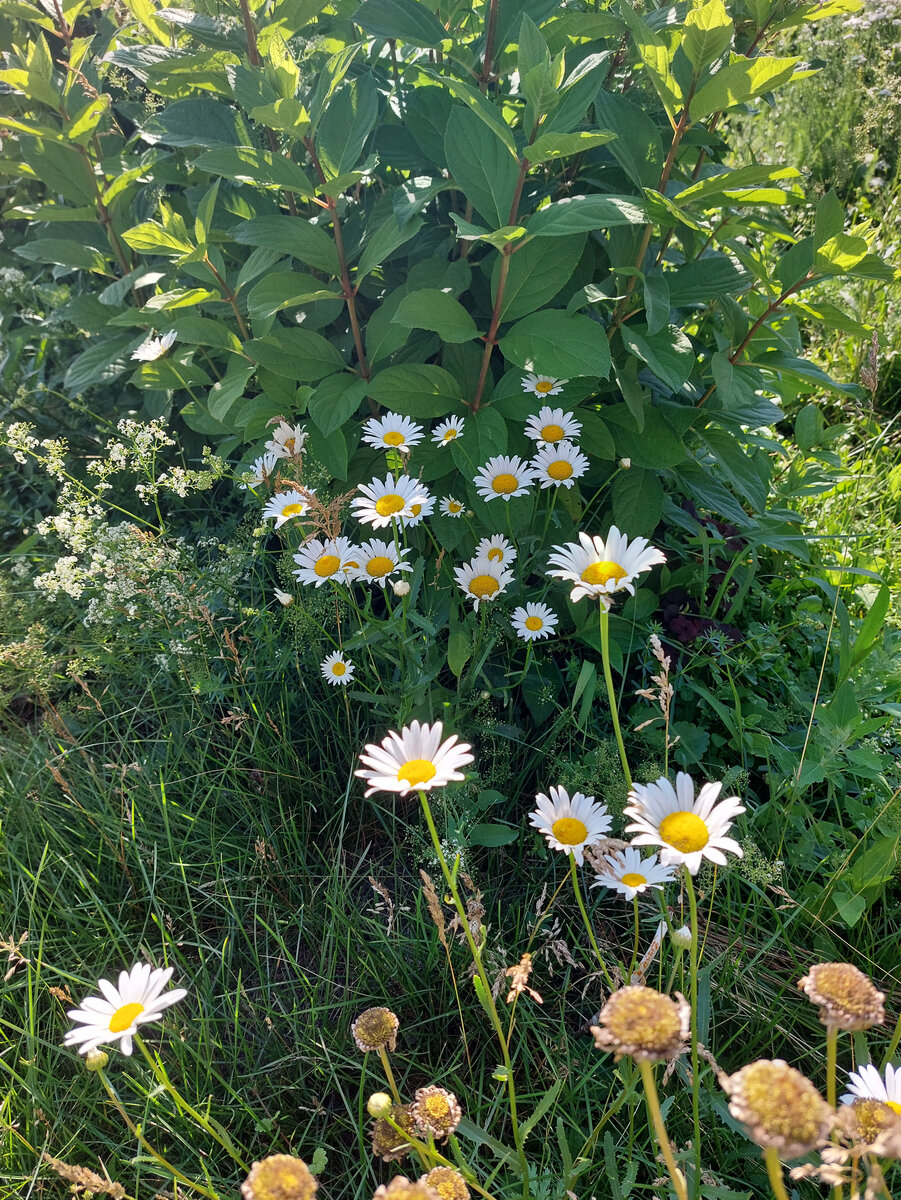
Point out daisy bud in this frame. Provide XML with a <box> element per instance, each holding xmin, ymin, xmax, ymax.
<box><xmin>367</xmin><ymin>1092</ymin><xmax>394</xmax><ymax>1118</ymax></box>
<box><xmin>274</xmin><ymin>588</ymin><xmax>294</xmax><ymax>606</ymax></box>
<box><xmin>670</xmin><ymin>924</ymin><xmax>693</xmax><ymax>950</ymax></box>
<box><xmin>619</xmin><ymin>458</ymin><xmax>631</xmax><ymax>469</ymax></box>
<box><xmin>393</xmin><ymin>580</ymin><xmax>411</xmax><ymax>596</ymax></box>
<box><xmin>85</xmin><ymin>1048</ymin><xmax>108</xmax><ymax>1072</ymax></box>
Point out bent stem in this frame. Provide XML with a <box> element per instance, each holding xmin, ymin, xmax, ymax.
<box><xmin>417</xmin><ymin>790</ymin><xmax>530</xmax><ymax>1198</ymax></box>
<box><xmin>682</xmin><ymin>868</ymin><xmax>702</xmax><ymax>1198</ymax></box>
<box><xmin>599</xmin><ymin>605</ymin><xmax>632</xmax><ymax>788</ymax></box>
<box><xmin>569</xmin><ymin>854</ymin><xmax>615</xmax><ymax>990</ymax></box>
<box><xmin>763</xmin><ymin>1146</ymin><xmax>791</xmax><ymax>1200</ymax></box>
<box><xmin>637</xmin><ymin>1060</ymin><xmax>688</xmax><ymax>1200</ymax></box>
<box><xmin>378</xmin><ymin>1045</ymin><xmax>401</xmax><ymax>1104</ymax></box>
<box><xmin>384</xmin><ymin>1117</ymin><xmax>500</xmax><ymax>1200</ymax></box>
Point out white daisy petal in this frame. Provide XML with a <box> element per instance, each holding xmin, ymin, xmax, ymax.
<box><xmin>355</xmin><ymin>720</ymin><xmax>475</xmax><ymax>797</ymax></box>
<box><xmin>475</xmin><ymin>534</ymin><xmax>516</xmax><ymax>566</ymax></box>
<box><xmin>623</xmin><ymin>773</ymin><xmax>745</xmax><ymax>875</ymax></box>
<box><xmin>64</xmin><ymin>962</ymin><xmax>187</xmax><ymax>1057</ymax></box>
<box><xmin>292</xmin><ymin>536</ymin><xmax>359</xmax><ymax>587</ymax></box>
<box><xmin>547</xmin><ymin>525</ymin><xmax>666</xmax><ymax>605</ymax></box>
<box><xmin>521</xmin><ymin>376</ymin><xmax>569</xmax><ymax>401</ymax></box>
<box><xmin>351</xmin><ymin>473</ymin><xmax>431</xmax><ymax>529</ymax></box>
<box><xmin>532</xmin><ymin>441</ymin><xmax>589</xmax><ymax>489</ymax></box>
<box><xmin>528</xmin><ymin>785</ymin><xmax>612</xmax><ymax>866</ymax></box>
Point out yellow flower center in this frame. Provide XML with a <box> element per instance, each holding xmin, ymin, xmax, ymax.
<box><xmin>283</xmin><ymin>437</ymin><xmax>297</xmax><ymax>452</ymax></box>
<box><xmin>547</xmin><ymin>460</ymin><xmax>573</xmax><ymax>480</ymax></box>
<box><xmin>621</xmin><ymin>872</ymin><xmax>646</xmax><ymax>888</ymax></box>
<box><xmin>551</xmin><ymin>817</ymin><xmax>588</xmax><ymax>845</ymax></box>
<box><xmin>581</xmin><ymin>560</ymin><xmax>627</xmax><ymax>586</ymax></box>
<box><xmin>447</xmin><ymin>501</ymin><xmax>462</xmax><ymax>512</ymax></box>
<box><xmin>540</xmin><ymin>421</ymin><xmax>564</xmax><ymax>440</ymax></box>
<box><xmin>382</xmin><ymin>430</ymin><xmax>405</xmax><ymax>446</ymax></box>
<box><xmin>659</xmin><ymin>812</ymin><xmax>709</xmax><ymax>854</ymax></box>
<box><xmin>524</xmin><ymin>616</ymin><xmax>543</xmax><ymax>631</ymax></box>
<box><xmin>469</xmin><ymin>574</ymin><xmax>499</xmax><ymax>599</ymax></box>
<box><xmin>282</xmin><ymin>503</ymin><xmax>305</xmax><ymax>517</ymax></box>
<box><xmin>443</xmin><ymin>429</ymin><xmax>458</xmax><ymax>441</ymax></box>
<box><xmin>491</xmin><ymin>473</ymin><xmax>519</xmax><ymax>495</ymax></box>
<box><xmin>535</xmin><ymin>381</ymin><xmax>554</xmax><ymax>395</ymax></box>
<box><xmin>375</xmin><ymin>493</ymin><xmax>406</xmax><ymax>517</ymax></box>
<box><xmin>410</xmin><ymin>503</ymin><xmax>422</xmax><ymax>517</ymax></box>
<box><xmin>425</xmin><ymin>1095</ymin><xmax>451</xmax><ymax>1118</ymax></box>
<box><xmin>331</xmin><ymin>662</ymin><xmax>346</xmax><ymax>676</ymax></box>
<box><xmin>314</xmin><ymin>554</ymin><xmax>341</xmax><ymax>578</ymax></box>
<box><xmin>887</xmin><ymin>1101</ymin><xmax>901</xmax><ymax>1116</ymax></box>
<box><xmin>109</xmin><ymin>1002</ymin><xmax>144</xmax><ymax>1033</ymax></box>
<box><xmin>398</xmin><ymin>759</ymin><xmax>437</xmax><ymax>787</ymax></box>
<box><xmin>487</xmin><ymin>547</ymin><xmax>504</xmax><ymax>562</ymax></box>
<box><xmin>366</xmin><ymin>555</ymin><xmax>394</xmax><ymax>578</ymax></box>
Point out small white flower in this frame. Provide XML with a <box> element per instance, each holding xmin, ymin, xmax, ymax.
<box><xmin>131</xmin><ymin>330</ymin><xmax>177</xmax><ymax>362</ymax></box>
<box><xmin>624</xmin><ymin>772</ymin><xmax>745</xmax><ymax>876</ymax></box>
<box><xmin>670</xmin><ymin>924</ymin><xmax>693</xmax><ymax>949</ymax></box>
<box><xmin>274</xmin><ymin>587</ymin><xmax>294</xmax><ymax>606</ymax></box>
<box><xmin>521</xmin><ymin>373</ymin><xmax>568</xmax><ymax>399</ymax></box>
<box><xmin>362</xmin><ymin>412</ymin><xmax>424</xmax><ymax>454</ymax></box>
<box><xmin>841</xmin><ymin>1063</ymin><xmax>901</xmax><ymax>1109</ymax></box>
<box><xmin>440</xmin><ymin>496</ymin><xmax>465</xmax><ymax>518</ymax></box>
<box><xmin>238</xmin><ymin>450</ymin><xmax>280</xmax><ymax>491</ymax></box>
<box><xmin>453</xmin><ymin>555</ymin><xmax>514</xmax><ymax>611</ymax></box>
<box><xmin>620</xmin><ymin>458</ymin><xmax>632</xmax><ymax>469</ymax></box>
<box><xmin>547</xmin><ymin>527</ymin><xmax>666</xmax><ymax>605</ymax></box>
<box><xmin>590</xmin><ymin>846</ymin><xmax>676</xmax><ymax>900</ymax></box>
<box><xmin>529</xmin><ymin>786</ymin><xmax>612</xmax><ymax>866</ymax></box>
<box><xmin>265</xmin><ymin>420</ymin><xmax>308</xmax><ymax>458</ymax></box>
<box><xmin>511</xmin><ymin>602</ymin><xmax>558</xmax><ymax>642</ymax></box>
<box><xmin>356</xmin><ymin>720</ymin><xmax>475</xmax><ymax>797</ymax></box>
<box><xmin>405</xmin><ymin>493</ymin><xmax>436</xmax><ymax>527</ymax></box>
<box><xmin>292</xmin><ymin>536</ymin><xmax>359</xmax><ymax>587</ymax></box>
<box><xmin>524</xmin><ymin>405</ymin><xmax>581</xmax><ymax>446</ymax></box>
<box><xmin>321</xmin><ymin>650</ymin><xmax>354</xmax><ymax>686</ymax></box>
<box><xmin>473</xmin><ymin>455</ymin><xmax>536</xmax><ymax>503</ymax></box>
<box><xmin>432</xmin><ymin>416</ymin><xmax>465</xmax><ymax>445</ymax></box>
<box><xmin>64</xmin><ymin>962</ymin><xmax>187</xmax><ymax>1057</ymax></box>
<box><xmin>353</xmin><ymin>538</ymin><xmax>413</xmax><ymax>588</ymax></box>
<box><xmin>261</xmin><ymin>488</ymin><xmax>315</xmax><ymax>529</ymax></box>
<box><xmin>393</xmin><ymin>580</ymin><xmax>411</xmax><ymax>596</ymax></box>
<box><xmin>475</xmin><ymin>534</ymin><xmax>516</xmax><ymax>565</ymax></box>
<box><xmin>532</xmin><ymin>441</ymin><xmax>589</xmax><ymax>489</ymax></box>
<box><xmin>350</xmin><ymin>473</ymin><xmax>431</xmax><ymax>529</ymax></box>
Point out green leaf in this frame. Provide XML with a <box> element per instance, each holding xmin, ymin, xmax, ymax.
<box><xmin>247</xmin><ymin>328</ymin><xmax>345</xmax><ymax>380</ymax></box>
<box><xmin>142</xmin><ymin>287</ymin><xmax>219</xmax><ymax>311</ymax></box>
<box><xmin>615</xmin><ymin>1</ymin><xmax>683</xmax><ymax>121</ymax></box>
<box><xmin>355</xmin><ymin>214</ymin><xmax>424</xmax><ymax>281</ymax></box>
<box><xmin>815</xmin><ymin>233</ymin><xmax>870</xmax><ymax>274</ymax></box>
<box><xmin>666</xmin><ymin>254</ymin><xmax>752</xmax><ymax>304</ymax></box>
<box><xmin>207</xmin><ymin>364</ymin><xmax>254</xmax><ymax>422</ymax></box>
<box><xmin>367</xmin><ymin>364</ymin><xmax>464</xmax><ymax>418</ymax></box>
<box><xmin>578</xmin><ymin>410</ymin><xmax>616</xmax><ymax>460</ymax></box>
<box><xmin>305</xmin><ymin>423</ymin><xmax>349</xmax><ymax>480</ymax></box>
<box><xmin>611</xmin><ymin>467</ymin><xmax>664</xmax><ymax>535</ymax></box>
<box><xmin>194</xmin><ymin>178</ymin><xmax>220</xmax><ymax>244</ymax></box>
<box><xmin>353</xmin><ymin>0</ymin><xmax>450</xmax><ymax>47</ymax></box>
<box><xmin>451</xmin><ymin>406</ymin><xmax>508</xmax><ymax>475</ymax></box>
<box><xmin>14</xmin><ymin>238</ymin><xmax>110</xmax><ymax>274</ymax></box>
<box><xmin>620</xmin><ymin>324</ymin><xmax>694</xmax><ymax>392</ymax></box>
<box><xmin>231</xmin><ymin>216</ymin><xmax>339</xmax><ymax>276</ymax></box>
<box><xmin>447</xmin><ymin>625</ymin><xmax>471</xmax><ymax>678</ymax></box>
<box><xmin>469</xmin><ymin>823</ymin><xmax>519</xmax><ymax>847</ymax></box>
<box><xmin>195</xmin><ymin>146</ymin><xmax>315</xmax><ymax>197</ymax></box>
<box><xmin>681</xmin><ymin>0</ymin><xmax>733</xmax><ymax>70</ymax></box>
<box><xmin>445</xmin><ymin>108</ymin><xmax>520</xmax><ymax>229</ymax></box>
<box><xmin>689</xmin><ymin>55</ymin><xmax>803</xmax><ymax>122</ymax></box>
<box><xmin>247</xmin><ymin>272</ymin><xmax>342</xmax><ymax>321</ymax></box>
<box><xmin>832</xmin><ymin>892</ymin><xmax>867</xmax><ymax>928</ymax></box>
<box><xmin>392</xmin><ymin>289</ymin><xmax>480</xmax><ymax>343</ymax></box>
<box><xmin>643</xmin><ymin>271</ymin><xmax>670</xmax><ymax>335</ymax></box>
<box><xmin>527</xmin><ymin>194</ymin><xmax>646</xmax><ymax>236</ymax></box>
<box><xmin>674</xmin><ymin>164</ymin><xmax>801</xmax><ymax>208</ymax></box>
<box><xmin>64</xmin><ymin>334</ymin><xmax>137</xmax><ymax>392</ymax></box>
<box><xmin>122</xmin><ymin>220</ymin><xmax>193</xmax><ymax>257</ymax></box>
<box><xmin>526</xmin><ymin>130</ymin><xmax>616</xmax><ymax>164</ymax></box>
<box><xmin>316</xmin><ymin>74</ymin><xmax>378</xmax><ymax>177</ymax></box>
<box><xmin>603</xmin><ymin>403</ymin><xmax>688</xmax><ymax>467</ymax></box>
<box><xmin>147</xmin><ymin>96</ymin><xmax>247</xmax><ymax>147</ymax></box>
<box><xmin>500</xmin><ymin>310</ymin><xmax>612</xmax><ymax>379</ymax></box>
<box><xmin>494</xmin><ymin>234</ymin><xmax>586</xmax><ymax>320</ymax></box>
<box><xmin>308</xmin><ymin>373</ymin><xmax>368</xmax><ymax>437</ymax></box>
<box><xmin>593</xmin><ymin>92</ymin><xmax>664</xmax><ymax>188</ymax></box>
<box><xmin>814</xmin><ymin>188</ymin><xmax>845</xmax><ymax>252</ymax></box>
<box><xmin>424</xmin><ymin>72</ymin><xmax>518</xmax><ymax>159</ymax></box>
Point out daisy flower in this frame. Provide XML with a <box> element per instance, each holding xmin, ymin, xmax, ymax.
<box><xmin>362</xmin><ymin>412</ymin><xmax>425</xmax><ymax>454</ymax></box>
<box><xmin>351</xmin><ymin>473</ymin><xmax>431</xmax><ymax>529</ymax></box>
<box><xmin>64</xmin><ymin>962</ymin><xmax>187</xmax><ymax>1057</ymax></box>
<box><xmin>355</xmin><ymin>720</ymin><xmax>474</xmax><ymax>797</ymax></box>
<box><xmin>321</xmin><ymin>650</ymin><xmax>354</xmax><ymax>686</ymax></box>
<box><xmin>453</xmin><ymin>555</ymin><xmax>514</xmax><ymax>611</ymax></box>
<box><xmin>524</xmin><ymin>405</ymin><xmax>581</xmax><ymax>446</ymax></box>
<box><xmin>265</xmin><ymin>420</ymin><xmax>308</xmax><ymax>458</ymax></box>
<box><xmin>261</xmin><ymin>488</ymin><xmax>315</xmax><ymax>529</ymax></box>
<box><xmin>238</xmin><ymin>450</ymin><xmax>280</xmax><ymax>490</ymax></box>
<box><xmin>547</xmin><ymin>527</ymin><xmax>666</xmax><ymax>605</ymax></box>
<box><xmin>440</xmin><ymin>497</ymin><xmax>465</xmax><ymax>518</ymax></box>
<box><xmin>292</xmin><ymin>536</ymin><xmax>359</xmax><ymax>587</ymax></box>
<box><xmin>353</xmin><ymin>538</ymin><xmax>413</xmax><ymax>588</ymax></box>
<box><xmin>590</xmin><ymin>846</ymin><xmax>675</xmax><ymax>900</ymax></box>
<box><xmin>473</xmin><ymin>455</ymin><xmax>536</xmax><ymax>503</ymax></box>
<box><xmin>511</xmin><ymin>602</ymin><xmax>558</xmax><ymax>642</ymax></box>
<box><xmin>521</xmin><ymin>374</ymin><xmax>568</xmax><ymax>400</ymax></box>
<box><xmin>532</xmin><ymin>441</ymin><xmax>589</xmax><ymax>489</ymax></box>
<box><xmin>529</xmin><ymin>785</ymin><xmax>612</xmax><ymax>866</ymax></box>
<box><xmin>132</xmin><ymin>330</ymin><xmax>176</xmax><ymax>362</ymax></box>
<box><xmin>475</xmin><ymin>534</ymin><xmax>516</xmax><ymax>565</ymax></box>
<box><xmin>432</xmin><ymin>416</ymin><xmax>465</xmax><ymax>446</ymax></box>
<box><xmin>405</xmin><ymin>494</ymin><xmax>436</xmax><ymax>528</ymax></box>
<box><xmin>624</xmin><ymin>772</ymin><xmax>745</xmax><ymax>875</ymax></box>
<box><xmin>841</xmin><ymin>1064</ymin><xmax>901</xmax><ymax>1111</ymax></box>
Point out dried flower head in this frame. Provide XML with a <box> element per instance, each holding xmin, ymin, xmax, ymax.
<box><xmin>241</xmin><ymin>1155</ymin><xmax>319</xmax><ymax>1200</ymax></box>
<box><xmin>798</xmin><ymin>963</ymin><xmax>885</xmax><ymax>1031</ymax></box>
<box><xmin>373</xmin><ymin>1178</ymin><xmax>439</xmax><ymax>1200</ymax></box>
<box><xmin>412</xmin><ymin>1085</ymin><xmax>463</xmax><ymax>1140</ymax></box>
<box><xmin>419</xmin><ymin>1168</ymin><xmax>470</xmax><ymax>1200</ymax></box>
<box><xmin>723</xmin><ymin>1059</ymin><xmax>832</xmax><ymax>1159</ymax></box>
<box><xmin>352</xmin><ymin>1007</ymin><xmax>400</xmax><ymax>1052</ymax></box>
<box><xmin>839</xmin><ymin>1100</ymin><xmax>901</xmax><ymax>1159</ymax></box>
<box><xmin>371</xmin><ymin>1103</ymin><xmax>415</xmax><ymax>1161</ymax></box>
<box><xmin>591</xmin><ymin>986</ymin><xmax>689</xmax><ymax>1062</ymax></box>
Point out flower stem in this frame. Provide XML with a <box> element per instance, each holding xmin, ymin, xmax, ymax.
<box><xmin>385</xmin><ymin>1117</ymin><xmax>500</xmax><ymax>1200</ymax></box>
<box><xmin>637</xmin><ymin>1060</ymin><xmax>688</xmax><ymax>1200</ymax></box>
<box><xmin>630</xmin><ymin>895</ymin><xmax>640</xmax><ymax>979</ymax></box>
<box><xmin>378</xmin><ymin>1045</ymin><xmax>401</xmax><ymax>1104</ymax></box>
<box><xmin>763</xmin><ymin>1146</ymin><xmax>791</xmax><ymax>1200</ymax></box>
<box><xmin>569</xmin><ymin>854</ymin><xmax>615</xmax><ymax>990</ymax></box>
<box><xmin>417</xmin><ymin>790</ymin><xmax>530</xmax><ymax>1198</ymax></box>
<box><xmin>599</xmin><ymin>605</ymin><xmax>632</xmax><ymax>788</ymax></box>
<box><xmin>683</xmin><ymin>868</ymin><xmax>702</xmax><ymax>1198</ymax></box>
<box><xmin>825</xmin><ymin>1023</ymin><xmax>844</xmax><ymax>1200</ymax></box>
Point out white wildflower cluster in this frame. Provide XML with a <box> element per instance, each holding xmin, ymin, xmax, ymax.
<box><xmin>4</xmin><ymin>422</ymin><xmax>40</xmax><ymax>465</ymax></box>
<box><xmin>136</xmin><ymin>449</ymin><xmax>228</xmax><ymax>501</ymax></box>
<box><xmin>86</xmin><ymin>419</ymin><xmax>176</xmax><ymax>487</ymax></box>
<box><xmin>0</xmin><ymin>267</ymin><xmax>27</xmax><ymax>300</ymax></box>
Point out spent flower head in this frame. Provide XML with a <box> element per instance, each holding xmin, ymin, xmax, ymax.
<box><xmin>412</xmin><ymin>1085</ymin><xmax>462</xmax><ymax>1141</ymax></box>
<box><xmin>723</xmin><ymin>1059</ymin><xmax>832</xmax><ymax>1159</ymax></box>
<box><xmin>373</xmin><ymin>1179</ymin><xmax>439</xmax><ymax>1200</ymax></box>
<box><xmin>798</xmin><ymin>962</ymin><xmax>885</xmax><ymax>1031</ymax></box>
<box><xmin>241</xmin><ymin>1156</ymin><xmax>318</xmax><ymax>1200</ymax></box>
<box><xmin>419</xmin><ymin>1168</ymin><xmax>470</xmax><ymax>1200</ymax></box>
<box><xmin>591</xmin><ymin>985</ymin><xmax>689</xmax><ymax>1062</ymax></box>
<box><xmin>371</xmin><ymin>1103</ymin><xmax>415</xmax><ymax>1161</ymax></box>
<box><xmin>352</xmin><ymin>1007</ymin><xmax>399</xmax><ymax>1052</ymax></box>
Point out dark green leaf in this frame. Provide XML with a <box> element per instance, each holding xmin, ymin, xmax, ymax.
<box><xmin>611</xmin><ymin>468</ymin><xmax>664</xmax><ymax>535</ymax></box>
<box><xmin>316</xmin><ymin>74</ymin><xmax>378</xmax><ymax>177</ymax></box>
<box><xmin>500</xmin><ymin>310</ymin><xmax>612</xmax><ymax>378</ymax></box>
<box><xmin>469</xmin><ymin>824</ymin><xmax>519</xmax><ymax>847</ymax></box>
<box><xmin>247</xmin><ymin>328</ymin><xmax>346</xmax><ymax>380</ymax></box>
<box><xmin>367</xmin><ymin>363</ymin><xmax>464</xmax><ymax>418</ymax></box>
<box><xmin>494</xmin><ymin>234</ymin><xmax>585</xmax><ymax>320</ymax></box>
<box><xmin>308</xmin><ymin>373</ymin><xmax>368</xmax><ymax>437</ymax></box>
<box><xmin>231</xmin><ymin>216</ymin><xmax>340</xmax><ymax>276</ymax></box>
<box><xmin>620</xmin><ymin>324</ymin><xmax>694</xmax><ymax>392</ymax></box>
<box><xmin>526</xmin><ymin>194</ymin><xmax>645</xmax><ymax>236</ymax></box>
<box><xmin>353</xmin><ymin>0</ymin><xmax>450</xmax><ymax>47</ymax></box>
<box><xmin>392</xmin><ymin>288</ymin><xmax>480</xmax><ymax>343</ymax></box>
<box><xmin>195</xmin><ymin>146</ymin><xmax>315</xmax><ymax>197</ymax></box>
<box><xmin>593</xmin><ymin>92</ymin><xmax>664</xmax><ymax>188</ymax></box>
<box><xmin>445</xmin><ymin>107</ymin><xmax>520</xmax><ymax>228</ymax></box>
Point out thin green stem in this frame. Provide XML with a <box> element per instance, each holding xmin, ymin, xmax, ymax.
<box><xmin>385</xmin><ymin>1117</ymin><xmax>500</xmax><ymax>1200</ymax></box>
<box><xmin>882</xmin><ymin>1010</ymin><xmax>901</xmax><ymax>1067</ymax></box>
<box><xmin>599</xmin><ymin>605</ymin><xmax>632</xmax><ymax>788</ymax></box>
<box><xmin>630</xmin><ymin>895</ymin><xmax>640</xmax><ymax>979</ymax></box>
<box><xmin>763</xmin><ymin>1146</ymin><xmax>791</xmax><ymax>1200</ymax></box>
<box><xmin>569</xmin><ymin>855</ymin><xmax>616</xmax><ymax>990</ymax></box>
<box><xmin>826</xmin><ymin>1024</ymin><xmax>844</xmax><ymax>1200</ymax></box>
<box><xmin>378</xmin><ymin>1045</ymin><xmax>401</xmax><ymax>1104</ymax></box>
<box><xmin>637</xmin><ymin>1060</ymin><xmax>688</xmax><ymax>1200</ymax></box>
<box><xmin>683</xmin><ymin>868</ymin><xmax>702</xmax><ymax>1199</ymax></box>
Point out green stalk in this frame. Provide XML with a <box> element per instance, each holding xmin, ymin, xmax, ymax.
<box><xmin>763</xmin><ymin>1146</ymin><xmax>791</xmax><ymax>1200</ymax></box>
<box><xmin>682</xmin><ymin>868</ymin><xmax>702</xmax><ymax>1198</ymax></box>
<box><xmin>417</xmin><ymin>790</ymin><xmax>530</xmax><ymax>1198</ymax></box>
<box><xmin>378</xmin><ymin>1045</ymin><xmax>401</xmax><ymax>1104</ymax></box>
<box><xmin>384</xmin><ymin>1116</ymin><xmax>501</xmax><ymax>1200</ymax></box>
<box><xmin>826</xmin><ymin>1024</ymin><xmax>844</xmax><ymax>1200</ymax></box>
<box><xmin>637</xmin><ymin>1060</ymin><xmax>688</xmax><ymax>1200</ymax></box>
<box><xmin>569</xmin><ymin>854</ymin><xmax>615</xmax><ymax>990</ymax></box>
<box><xmin>599</xmin><ymin>605</ymin><xmax>632</xmax><ymax>788</ymax></box>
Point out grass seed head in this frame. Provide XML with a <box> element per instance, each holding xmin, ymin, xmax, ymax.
<box><xmin>241</xmin><ymin>1156</ymin><xmax>319</xmax><ymax>1200</ymax></box>
<box><xmin>798</xmin><ymin>962</ymin><xmax>885</xmax><ymax>1030</ymax></box>
<box><xmin>591</xmin><ymin>985</ymin><xmax>690</xmax><ymax>1062</ymax></box>
<box><xmin>723</xmin><ymin>1059</ymin><xmax>832</xmax><ymax>1158</ymax></box>
<box><xmin>412</xmin><ymin>1085</ymin><xmax>462</xmax><ymax>1140</ymax></box>
<box><xmin>352</xmin><ymin>1006</ymin><xmax>400</xmax><ymax>1052</ymax></box>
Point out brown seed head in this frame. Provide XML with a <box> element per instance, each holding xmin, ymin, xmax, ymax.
<box><xmin>590</xmin><ymin>986</ymin><xmax>690</xmax><ymax>1062</ymax></box>
<box><xmin>241</xmin><ymin>1156</ymin><xmax>318</xmax><ymax>1200</ymax></box>
<box><xmin>371</xmin><ymin>1103</ymin><xmax>415</xmax><ymax>1162</ymax></box>
<box><xmin>723</xmin><ymin>1059</ymin><xmax>832</xmax><ymax>1159</ymax></box>
<box><xmin>419</xmin><ymin>1168</ymin><xmax>470</xmax><ymax>1200</ymax></box>
<box><xmin>412</xmin><ymin>1085</ymin><xmax>463</xmax><ymax>1140</ymax></box>
<box><xmin>352</xmin><ymin>1007</ymin><xmax>400</xmax><ymax>1052</ymax></box>
<box><xmin>372</xmin><ymin>1178</ymin><xmax>439</xmax><ymax>1200</ymax></box>
<box><xmin>798</xmin><ymin>963</ymin><xmax>884</xmax><ymax>1031</ymax></box>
